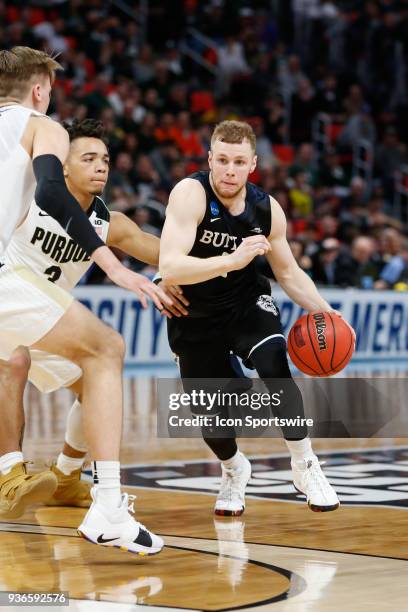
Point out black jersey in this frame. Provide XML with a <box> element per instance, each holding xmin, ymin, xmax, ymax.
<box><xmin>182</xmin><ymin>171</ymin><xmax>272</xmax><ymax>317</ymax></box>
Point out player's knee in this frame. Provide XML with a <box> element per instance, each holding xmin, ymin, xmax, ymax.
<box><xmin>102</xmin><ymin>328</ymin><xmax>126</xmax><ymax>363</ymax></box>
<box><xmin>9</xmin><ymin>346</ymin><xmax>31</xmax><ymax>378</ymax></box>
<box><xmin>250</xmin><ymin>340</ymin><xmax>291</xmax><ymax>378</ymax></box>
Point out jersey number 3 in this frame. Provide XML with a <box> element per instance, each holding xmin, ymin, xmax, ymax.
<box><xmin>45</xmin><ymin>265</ymin><xmax>62</xmax><ymax>283</ymax></box>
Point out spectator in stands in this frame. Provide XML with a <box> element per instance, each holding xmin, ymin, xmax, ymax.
<box><xmin>343</xmin><ymin>84</ymin><xmax>365</xmax><ymax>117</ymax></box>
<box><xmin>393</xmin><ymin>240</ymin><xmax>408</xmax><ymax>290</ymax></box>
<box><xmin>319</xmin><ymin>215</ymin><xmax>340</xmax><ymax>240</ymax></box>
<box><xmin>341</xmin><ymin>236</ymin><xmax>381</xmax><ymax>289</ymax></box>
<box><xmin>315</xmin><ymin>74</ymin><xmax>343</xmax><ymax>118</ymax></box>
<box><xmin>5</xmin><ymin>0</ymin><xmax>404</xmax><ymax>289</ymax></box>
<box><xmin>117</xmin><ymin>99</ymin><xmax>140</xmax><ymax>135</ymax></box>
<box><xmin>217</xmin><ymin>35</ymin><xmax>251</xmax><ymax>97</ymax></box>
<box><xmin>107</xmin><ymin>79</ymin><xmax>132</xmax><ymax>116</ymax></box>
<box><xmin>278</xmin><ymin>54</ymin><xmax>306</xmax><ymax>98</ymax></box>
<box><xmin>318</xmin><ymin>149</ymin><xmax>348</xmax><ymax>191</ymax></box>
<box><xmin>134</xmin><ymin>154</ymin><xmax>160</xmax><ymax>202</ymax></box>
<box><xmin>107</xmin><ymin>152</ymin><xmax>137</xmax><ymax>199</ymax></box>
<box><xmin>289</xmin><ymin>143</ymin><xmax>317</xmax><ymax>186</ymax></box>
<box><xmin>169</xmin><ymin>111</ymin><xmax>205</xmax><ymax>159</ymax></box>
<box><xmin>337</xmin><ymin>104</ymin><xmax>376</xmax><ymax>150</ymax></box>
<box><xmin>375</xmin><ymin>229</ymin><xmax>407</xmax><ymax>289</ymax></box>
<box><xmin>289</xmin><ymin>171</ymin><xmax>314</xmax><ymax>217</ymax></box>
<box><xmin>252</xmin><ymin>118</ymin><xmax>277</xmax><ymax>169</ymax></box>
<box><xmin>311</xmin><ymin>238</ymin><xmax>344</xmax><ymax>286</ymax></box>
<box><xmin>367</xmin><ymin>195</ymin><xmax>404</xmax><ymax>234</ymax></box>
<box><xmin>132</xmin><ymin>44</ymin><xmax>155</xmax><ymax>84</ymax></box>
<box><xmin>290</xmin><ymin>78</ymin><xmax>316</xmax><ymax>143</ymax></box>
<box><xmin>138</xmin><ymin>112</ymin><xmax>159</xmax><ymax>153</ymax></box>
<box><xmin>263</xmin><ymin>94</ymin><xmax>287</xmax><ymax>144</ymax></box>
<box><xmin>166</xmin><ymin>82</ymin><xmax>189</xmax><ymax>114</ymax></box>
<box><xmin>375</xmin><ymin>126</ymin><xmax>408</xmax><ymax>197</ymax></box>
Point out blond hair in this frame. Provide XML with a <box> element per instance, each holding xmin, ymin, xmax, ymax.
<box><xmin>211</xmin><ymin>120</ymin><xmax>256</xmax><ymax>152</ymax></box>
<box><xmin>0</xmin><ymin>46</ymin><xmax>62</xmax><ymax>102</ymax></box>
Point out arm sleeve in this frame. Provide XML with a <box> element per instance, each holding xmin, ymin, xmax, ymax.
<box><xmin>33</xmin><ymin>154</ymin><xmax>104</xmax><ymax>255</ymax></box>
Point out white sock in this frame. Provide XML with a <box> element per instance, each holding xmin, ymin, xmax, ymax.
<box><xmin>222</xmin><ymin>450</ymin><xmax>244</xmax><ymax>471</ymax></box>
<box><xmin>0</xmin><ymin>451</ymin><xmax>24</xmax><ymax>475</ymax></box>
<box><xmin>285</xmin><ymin>438</ymin><xmax>315</xmax><ymax>463</ymax></box>
<box><xmin>92</xmin><ymin>461</ymin><xmax>121</xmax><ymax>509</ymax></box>
<box><xmin>56</xmin><ymin>453</ymin><xmax>85</xmax><ymax>476</ymax></box>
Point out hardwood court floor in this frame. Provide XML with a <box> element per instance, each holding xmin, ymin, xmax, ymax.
<box><xmin>0</xmin><ymin>378</ymin><xmax>407</xmax><ymax>611</ymax></box>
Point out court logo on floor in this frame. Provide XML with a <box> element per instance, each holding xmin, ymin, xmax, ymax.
<box><xmin>105</xmin><ymin>448</ymin><xmax>408</xmax><ymax>509</ymax></box>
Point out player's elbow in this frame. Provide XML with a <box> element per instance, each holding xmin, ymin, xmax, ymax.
<box><xmin>274</xmin><ymin>266</ymin><xmax>295</xmax><ymax>286</ymax></box>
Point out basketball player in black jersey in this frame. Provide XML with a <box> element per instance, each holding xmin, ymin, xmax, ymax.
<box><xmin>160</xmin><ymin>120</ymin><xmax>350</xmax><ymax>514</ymax></box>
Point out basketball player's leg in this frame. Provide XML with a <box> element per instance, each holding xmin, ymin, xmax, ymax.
<box><xmin>0</xmin><ymin>347</ymin><xmax>30</xmax><ymax>454</ymax></box>
<box><xmin>236</xmin><ymin>298</ymin><xmax>339</xmax><ymax>511</ymax></box>
<box><xmin>0</xmin><ymin>263</ymin><xmax>161</xmax><ymax>552</ymax></box>
<box><xmin>32</xmin><ymin>309</ymin><xmax>162</xmax><ymax>552</ymax></box>
<box><xmin>0</xmin><ymin>347</ymin><xmax>58</xmax><ymax>518</ymax></box>
<box><xmin>176</xmin><ymin>343</ymin><xmax>251</xmax><ymax>516</ymax></box>
<box><xmin>44</xmin><ymin>377</ymin><xmax>92</xmax><ymax>508</ymax></box>
<box><xmin>31</xmin><ymin>300</ymin><xmax>124</xmax><ymax>460</ymax></box>
<box><xmin>23</xmin><ymin>349</ymin><xmax>90</xmax><ymax>506</ymax></box>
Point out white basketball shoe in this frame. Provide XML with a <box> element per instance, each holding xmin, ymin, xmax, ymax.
<box><xmin>78</xmin><ymin>489</ymin><xmax>164</xmax><ymax>555</ymax></box>
<box><xmin>292</xmin><ymin>456</ymin><xmax>339</xmax><ymax>512</ymax></box>
<box><xmin>215</xmin><ymin>453</ymin><xmax>252</xmax><ymax>516</ymax></box>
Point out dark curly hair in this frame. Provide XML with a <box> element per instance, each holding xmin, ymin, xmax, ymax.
<box><xmin>63</xmin><ymin>118</ymin><xmax>108</xmax><ymax>145</ymax></box>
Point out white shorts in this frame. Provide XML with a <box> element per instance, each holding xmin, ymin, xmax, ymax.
<box><xmin>0</xmin><ymin>265</ymin><xmax>81</xmax><ymax>392</ymax></box>
<box><xmin>29</xmin><ymin>349</ymin><xmax>82</xmax><ymax>393</ymax></box>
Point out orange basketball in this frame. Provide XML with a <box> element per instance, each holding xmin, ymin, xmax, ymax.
<box><xmin>287</xmin><ymin>312</ymin><xmax>355</xmax><ymax>376</ymax></box>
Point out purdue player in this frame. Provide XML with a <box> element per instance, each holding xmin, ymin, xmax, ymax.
<box><xmin>1</xmin><ymin>118</ymin><xmax>187</xmax><ymax>513</ymax></box>
<box><xmin>160</xmin><ymin>121</ymin><xmax>351</xmax><ymax>515</ymax></box>
<box><xmin>0</xmin><ymin>48</ymin><xmax>171</xmax><ymax>555</ymax></box>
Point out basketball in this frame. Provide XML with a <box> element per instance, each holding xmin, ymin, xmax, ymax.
<box><xmin>288</xmin><ymin>312</ymin><xmax>355</xmax><ymax>376</ymax></box>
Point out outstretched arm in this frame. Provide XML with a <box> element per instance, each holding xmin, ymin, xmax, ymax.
<box><xmin>266</xmin><ymin>197</ymin><xmax>332</xmax><ymax>312</ymax></box>
<box><xmin>107</xmin><ymin>211</ymin><xmax>159</xmax><ymax>265</ymax></box>
<box><xmin>107</xmin><ymin>211</ymin><xmax>188</xmax><ymax>317</ymax></box>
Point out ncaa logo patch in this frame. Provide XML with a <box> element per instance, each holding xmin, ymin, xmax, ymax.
<box><xmin>210</xmin><ymin>201</ymin><xmax>220</xmax><ymax>216</ymax></box>
<box><xmin>256</xmin><ymin>294</ymin><xmax>278</xmax><ymax>315</ymax></box>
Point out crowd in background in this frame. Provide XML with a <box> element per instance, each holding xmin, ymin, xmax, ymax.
<box><xmin>3</xmin><ymin>0</ymin><xmax>408</xmax><ymax>289</ymax></box>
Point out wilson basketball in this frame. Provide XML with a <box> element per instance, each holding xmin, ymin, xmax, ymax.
<box><xmin>288</xmin><ymin>312</ymin><xmax>355</xmax><ymax>376</ymax></box>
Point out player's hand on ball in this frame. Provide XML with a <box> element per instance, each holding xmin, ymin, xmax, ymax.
<box><xmin>228</xmin><ymin>235</ymin><xmax>271</xmax><ymax>271</ymax></box>
<box><xmin>327</xmin><ymin>310</ymin><xmax>356</xmax><ymax>345</ymax></box>
<box><xmin>158</xmin><ymin>283</ymin><xmax>189</xmax><ymax>319</ymax></box>
<box><xmin>108</xmin><ymin>267</ymin><xmax>173</xmax><ymax>310</ymax></box>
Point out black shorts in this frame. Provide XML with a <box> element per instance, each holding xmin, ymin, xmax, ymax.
<box><xmin>167</xmin><ymin>291</ymin><xmax>285</xmax><ymax>378</ymax></box>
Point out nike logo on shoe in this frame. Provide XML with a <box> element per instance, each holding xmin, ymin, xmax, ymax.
<box><xmin>97</xmin><ymin>534</ymin><xmax>119</xmax><ymax>543</ymax></box>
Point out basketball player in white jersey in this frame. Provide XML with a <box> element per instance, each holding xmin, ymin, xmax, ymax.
<box><xmin>1</xmin><ymin>118</ymin><xmax>188</xmax><ymax>510</ymax></box>
<box><xmin>0</xmin><ymin>47</ymin><xmax>171</xmax><ymax>555</ymax></box>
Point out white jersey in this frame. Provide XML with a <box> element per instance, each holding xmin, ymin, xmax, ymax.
<box><xmin>1</xmin><ymin>196</ymin><xmax>110</xmax><ymax>290</ymax></box>
<box><xmin>0</xmin><ymin>104</ymin><xmax>45</xmax><ymax>255</ymax></box>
